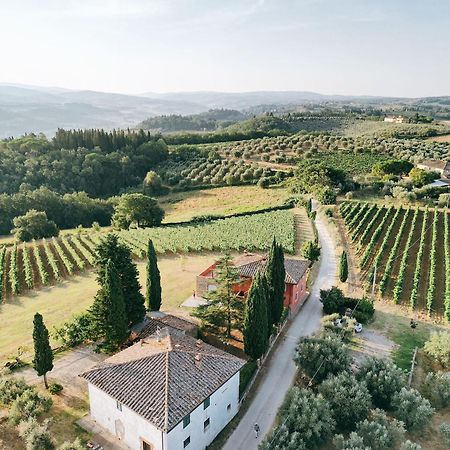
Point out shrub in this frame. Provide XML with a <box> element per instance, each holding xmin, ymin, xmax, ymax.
<box><xmin>440</xmin><ymin>422</ymin><xmax>450</xmax><ymax>447</ymax></box>
<box><xmin>301</xmin><ymin>240</ymin><xmax>321</xmax><ymax>262</ymax></box>
<box><xmin>320</xmin><ymin>286</ymin><xmax>345</xmax><ymax>314</ymax></box>
<box><xmin>295</xmin><ymin>334</ymin><xmax>351</xmax><ymax>384</ymax></box>
<box><xmin>357</xmin><ymin>357</ymin><xmax>405</xmax><ymax>410</ymax></box>
<box><xmin>424</xmin><ymin>331</ymin><xmax>450</xmax><ymax>368</ymax></box>
<box><xmin>239</xmin><ymin>360</ymin><xmax>257</xmax><ymax>396</ymax></box>
<box><xmin>0</xmin><ymin>376</ymin><xmax>30</xmax><ymax>405</ymax></box>
<box><xmin>421</xmin><ymin>371</ymin><xmax>450</xmax><ymax>408</ymax></box>
<box><xmin>48</xmin><ymin>383</ymin><xmax>63</xmax><ymax>395</ymax></box>
<box><xmin>355</xmin><ymin>409</ymin><xmax>405</xmax><ymax>450</ymax></box>
<box><xmin>321</xmin><ymin>314</ymin><xmax>356</xmax><ymax>341</ymax></box>
<box><xmin>318</xmin><ymin>373</ymin><xmax>371</xmax><ymax>430</ymax></box>
<box><xmin>260</xmin><ymin>388</ymin><xmax>335</xmax><ymax>450</ymax></box>
<box><xmin>399</xmin><ymin>442</ymin><xmax>422</xmax><ymax>450</ymax></box>
<box><xmin>57</xmin><ymin>439</ymin><xmax>85</xmax><ymax>450</ymax></box>
<box><xmin>333</xmin><ymin>432</ymin><xmax>369</xmax><ymax>450</ymax></box>
<box><xmin>392</xmin><ymin>388</ymin><xmax>434</xmax><ymax>431</ymax></box>
<box><xmin>18</xmin><ymin>418</ymin><xmax>54</xmax><ymax>450</ymax></box>
<box><xmin>52</xmin><ymin>312</ymin><xmax>97</xmax><ymax>348</ymax></box>
<box><xmin>9</xmin><ymin>389</ymin><xmax>53</xmax><ymax>425</ymax></box>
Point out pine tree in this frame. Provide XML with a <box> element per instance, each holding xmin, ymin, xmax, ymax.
<box><xmin>265</xmin><ymin>238</ymin><xmax>286</xmax><ymax>326</ymax></box>
<box><xmin>146</xmin><ymin>239</ymin><xmax>162</xmax><ymax>311</ymax></box>
<box><xmin>95</xmin><ymin>234</ymin><xmax>145</xmax><ymax>325</ymax></box>
<box><xmin>243</xmin><ymin>271</ymin><xmax>269</xmax><ymax>360</ymax></box>
<box><xmin>90</xmin><ymin>259</ymin><xmax>129</xmax><ymax>349</ymax></box>
<box><xmin>339</xmin><ymin>251</ymin><xmax>348</xmax><ymax>283</ymax></box>
<box><xmin>192</xmin><ymin>254</ymin><xmax>244</xmax><ymax>338</ymax></box>
<box><xmin>32</xmin><ymin>313</ymin><xmax>53</xmax><ymax>389</ymax></box>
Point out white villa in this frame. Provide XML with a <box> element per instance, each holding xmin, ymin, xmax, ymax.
<box><xmin>81</xmin><ymin>326</ymin><xmax>245</xmax><ymax>450</ymax></box>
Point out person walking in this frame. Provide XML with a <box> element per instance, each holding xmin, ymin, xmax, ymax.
<box><xmin>254</xmin><ymin>423</ymin><xmax>260</xmax><ymax>439</ymax></box>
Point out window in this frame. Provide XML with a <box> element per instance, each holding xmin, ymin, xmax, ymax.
<box><xmin>183</xmin><ymin>414</ymin><xmax>190</xmax><ymax>428</ymax></box>
<box><xmin>227</xmin><ymin>404</ymin><xmax>231</xmax><ymax>412</ymax></box>
<box><xmin>203</xmin><ymin>397</ymin><xmax>210</xmax><ymax>410</ymax></box>
<box><xmin>116</xmin><ymin>401</ymin><xmax>122</xmax><ymax>411</ymax></box>
<box><xmin>204</xmin><ymin>418</ymin><xmax>210</xmax><ymax>431</ymax></box>
<box><xmin>183</xmin><ymin>437</ymin><xmax>190</xmax><ymax>448</ymax></box>
<box><xmin>142</xmin><ymin>440</ymin><xmax>153</xmax><ymax>450</ymax></box>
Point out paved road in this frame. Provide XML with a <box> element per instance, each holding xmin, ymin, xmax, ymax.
<box><xmin>222</xmin><ymin>212</ymin><xmax>337</xmax><ymax>450</ymax></box>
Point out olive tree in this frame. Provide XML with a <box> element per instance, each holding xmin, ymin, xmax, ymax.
<box><xmin>392</xmin><ymin>388</ymin><xmax>434</xmax><ymax>431</ymax></box>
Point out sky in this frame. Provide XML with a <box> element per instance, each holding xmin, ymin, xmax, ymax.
<box><xmin>0</xmin><ymin>0</ymin><xmax>449</xmax><ymax>97</ymax></box>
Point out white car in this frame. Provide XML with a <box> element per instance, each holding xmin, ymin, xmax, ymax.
<box><xmin>354</xmin><ymin>322</ymin><xmax>363</xmax><ymax>333</ymax></box>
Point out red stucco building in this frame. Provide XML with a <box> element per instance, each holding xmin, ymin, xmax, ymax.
<box><xmin>196</xmin><ymin>253</ymin><xmax>310</xmax><ymax>314</ymax></box>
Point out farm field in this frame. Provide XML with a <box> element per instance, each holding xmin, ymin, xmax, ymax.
<box><xmin>0</xmin><ymin>253</ymin><xmax>219</xmax><ymax>363</ymax></box>
<box><xmin>340</xmin><ymin>201</ymin><xmax>450</xmax><ymax>321</ymax></box>
<box><xmin>160</xmin><ymin>185</ymin><xmax>291</xmax><ymax>222</ymax></box>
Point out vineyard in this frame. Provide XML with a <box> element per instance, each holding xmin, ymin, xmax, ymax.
<box><xmin>0</xmin><ymin>210</ymin><xmax>296</xmax><ymax>301</ymax></box>
<box><xmin>340</xmin><ymin>201</ymin><xmax>450</xmax><ymax>321</ymax></box>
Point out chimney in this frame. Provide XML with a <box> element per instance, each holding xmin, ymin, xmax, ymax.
<box><xmin>196</xmin><ymin>339</ymin><xmax>203</xmax><ymax>348</ymax></box>
<box><xmin>140</xmin><ymin>339</ymin><xmax>144</xmax><ymax>347</ymax></box>
<box><xmin>194</xmin><ymin>353</ymin><xmax>203</xmax><ymax>368</ymax></box>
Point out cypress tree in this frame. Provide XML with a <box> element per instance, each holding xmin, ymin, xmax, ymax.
<box><xmin>265</xmin><ymin>238</ymin><xmax>286</xmax><ymax>326</ymax></box>
<box><xmin>243</xmin><ymin>271</ymin><xmax>269</xmax><ymax>360</ymax></box>
<box><xmin>32</xmin><ymin>313</ymin><xmax>53</xmax><ymax>389</ymax></box>
<box><xmin>339</xmin><ymin>251</ymin><xmax>348</xmax><ymax>283</ymax></box>
<box><xmin>95</xmin><ymin>234</ymin><xmax>145</xmax><ymax>325</ymax></box>
<box><xmin>146</xmin><ymin>239</ymin><xmax>162</xmax><ymax>311</ymax></box>
<box><xmin>90</xmin><ymin>259</ymin><xmax>129</xmax><ymax>349</ymax></box>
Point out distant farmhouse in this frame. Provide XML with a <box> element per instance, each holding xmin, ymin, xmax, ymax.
<box><xmin>82</xmin><ymin>322</ymin><xmax>245</xmax><ymax>450</ymax></box>
<box><xmin>384</xmin><ymin>115</ymin><xmax>407</xmax><ymax>123</ymax></box>
<box><xmin>417</xmin><ymin>160</ymin><xmax>450</xmax><ymax>179</ymax></box>
<box><xmin>196</xmin><ymin>253</ymin><xmax>310</xmax><ymax>314</ymax></box>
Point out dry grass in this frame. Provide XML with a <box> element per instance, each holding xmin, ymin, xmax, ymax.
<box><xmin>160</xmin><ymin>186</ymin><xmax>290</xmax><ymax>223</ymax></box>
<box><xmin>0</xmin><ymin>253</ymin><xmax>219</xmax><ymax>363</ymax></box>
<box><xmin>427</xmin><ymin>134</ymin><xmax>450</xmax><ymax>142</ymax></box>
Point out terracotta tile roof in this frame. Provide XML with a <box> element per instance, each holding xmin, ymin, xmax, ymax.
<box><xmin>236</xmin><ymin>256</ymin><xmax>309</xmax><ymax>285</ymax></box>
<box><xmin>137</xmin><ymin>315</ymin><xmax>197</xmax><ymax>340</ymax></box>
<box><xmin>81</xmin><ymin>328</ymin><xmax>245</xmax><ymax>432</ymax></box>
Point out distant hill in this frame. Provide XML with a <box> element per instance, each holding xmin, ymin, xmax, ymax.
<box><xmin>1</xmin><ymin>83</ymin><xmax>449</xmax><ymax>138</ymax></box>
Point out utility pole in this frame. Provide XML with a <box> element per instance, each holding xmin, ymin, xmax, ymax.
<box><xmin>371</xmin><ymin>262</ymin><xmax>377</xmax><ymax>299</ymax></box>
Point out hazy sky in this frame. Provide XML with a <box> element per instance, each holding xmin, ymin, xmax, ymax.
<box><xmin>1</xmin><ymin>0</ymin><xmax>449</xmax><ymax>97</ymax></box>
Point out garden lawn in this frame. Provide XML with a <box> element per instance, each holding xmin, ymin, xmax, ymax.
<box><xmin>0</xmin><ymin>253</ymin><xmax>219</xmax><ymax>363</ymax></box>
<box><xmin>159</xmin><ymin>185</ymin><xmax>290</xmax><ymax>223</ymax></box>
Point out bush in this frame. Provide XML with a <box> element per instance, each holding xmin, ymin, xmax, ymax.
<box><xmin>424</xmin><ymin>331</ymin><xmax>450</xmax><ymax>368</ymax></box>
<box><xmin>321</xmin><ymin>314</ymin><xmax>356</xmax><ymax>341</ymax></box>
<box><xmin>18</xmin><ymin>418</ymin><xmax>54</xmax><ymax>450</ymax></box>
<box><xmin>355</xmin><ymin>409</ymin><xmax>405</xmax><ymax>450</ymax></box>
<box><xmin>48</xmin><ymin>383</ymin><xmax>63</xmax><ymax>395</ymax></box>
<box><xmin>0</xmin><ymin>376</ymin><xmax>30</xmax><ymax>405</ymax></box>
<box><xmin>301</xmin><ymin>240</ymin><xmax>321</xmax><ymax>262</ymax></box>
<box><xmin>333</xmin><ymin>432</ymin><xmax>369</xmax><ymax>450</ymax></box>
<box><xmin>12</xmin><ymin>210</ymin><xmax>59</xmax><ymax>242</ymax></box>
<box><xmin>440</xmin><ymin>422</ymin><xmax>450</xmax><ymax>447</ymax></box>
<box><xmin>57</xmin><ymin>439</ymin><xmax>85</xmax><ymax>450</ymax></box>
<box><xmin>239</xmin><ymin>360</ymin><xmax>257</xmax><ymax>396</ymax></box>
<box><xmin>421</xmin><ymin>371</ymin><xmax>450</xmax><ymax>408</ymax></box>
<box><xmin>257</xmin><ymin>177</ymin><xmax>270</xmax><ymax>188</ymax></box>
<box><xmin>295</xmin><ymin>334</ymin><xmax>351</xmax><ymax>384</ymax></box>
<box><xmin>318</xmin><ymin>373</ymin><xmax>371</xmax><ymax>430</ymax></box>
<box><xmin>357</xmin><ymin>357</ymin><xmax>405</xmax><ymax>410</ymax></box>
<box><xmin>399</xmin><ymin>442</ymin><xmax>422</xmax><ymax>450</ymax></box>
<box><xmin>260</xmin><ymin>388</ymin><xmax>335</xmax><ymax>450</ymax></box>
<box><xmin>392</xmin><ymin>388</ymin><xmax>434</xmax><ymax>431</ymax></box>
<box><xmin>9</xmin><ymin>389</ymin><xmax>53</xmax><ymax>425</ymax></box>
<box><xmin>52</xmin><ymin>312</ymin><xmax>97</xmax><ymax>348</ymax></box>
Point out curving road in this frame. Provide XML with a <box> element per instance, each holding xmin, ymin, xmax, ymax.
<box><xmin>222</xmin><ymin>211</ymin><xmax>337</xmax><ymax>450</ymax></box>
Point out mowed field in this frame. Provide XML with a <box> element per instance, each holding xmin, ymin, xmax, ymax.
<box><xmin>160</xmin><ymin>185</ymin><xmax>291</xmax><ymax>223</ymax></box>
<box><xmin>340</xmin><ymin>201</ymin><xmax>450</xmax><ymax>322</ymax></box>
<box><xmin>0</xmin><ymin>253</ymin><xmax>219</xmax><ymax>362</ymax></box>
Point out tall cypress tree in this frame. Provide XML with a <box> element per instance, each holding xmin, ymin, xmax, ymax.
<box><xmin>32</xmin><ymin>313</ymin><xmax>53</xmax><ymax>389</ymax></box>
<box><xmin>243</xmin><ymin>271</ymin><xmax>269</xmax><ymax>360</ymax></box>
<box><xmin>95</xmin><ymin>234</ymin><xmax>145</xmax><ymax>325</ymax></box>
<box><xmin>265</xmin><ymin>238</ymin><xmax>286</xmax><ymax>326</ymax></box>
<box><xmin>90</xmin><ymin>259</ymin><xmax>129</xmax><ymax>349</ymax></box>
<box><xmin>146</xmin><ymin>239</ymin><xmax>162</xmax><ymax>311</ymax></box>
<box><xmin>339</xmin><ymin>251</ymin><xmax>348</xmax><ymax>283</ymax></box>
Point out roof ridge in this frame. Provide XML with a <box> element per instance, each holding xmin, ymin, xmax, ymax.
<box><xmin>163</xmin><ymin>351</ymin><xmax>170</xmax><ymax>432</ymax></box>
<box><xmin>172</xmin><ymin>348</ymin><xmax>242</xmax><ymax>360</ymax></box>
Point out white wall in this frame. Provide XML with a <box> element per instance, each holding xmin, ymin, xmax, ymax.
<box><xmin>167</xmin><ymin>372</ymin><xmax>240</xmax><ymax>450</ymax></box>
<box><xmin>88</xmin><ymin>384</ymin><xmax>167</xmax><ymax>450</ymax></box>
<box><xmin>87</xmin><ymin>371</ymin><xmax>240</xmax><ymax>450</ymax></box>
